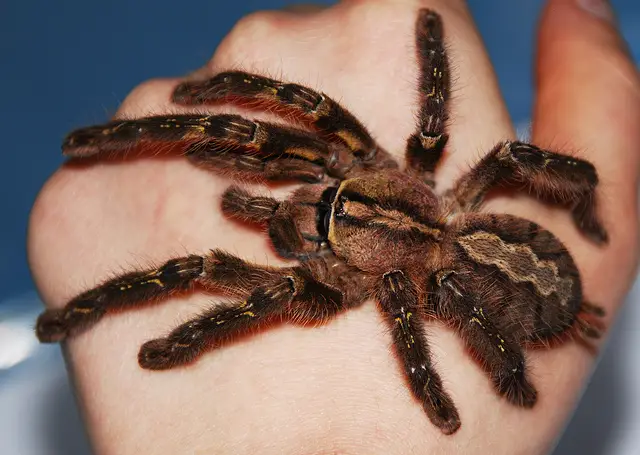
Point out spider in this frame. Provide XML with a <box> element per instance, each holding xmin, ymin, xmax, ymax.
<box><xmin>36</xmin><ymin>9</ymin><xmax>607</xmax><ymax>435</ymax></box>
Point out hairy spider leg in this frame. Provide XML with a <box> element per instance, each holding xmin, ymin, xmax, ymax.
<box><xmin>63</xmin><ymin>114</ymin><xmax>339</xmax><ymax>183</ymax></box>
<box><xmin>172</xmin><ymin>71</ymin><xmax>397</xmax><ymax>173</ymax></box>
<box><xmin>449</xmin><ymin>141</ymin><xmax>608</xmax><ymax>244</ymax></box>
<box><xmin>36</xmin><ymin>250</ymin><xmax>303</xmax><ymax>343</ymax></box>
<box><xmin>138</xmin><ymin>259</ymin><xmax>351</xmax><ymax>370</ymax></box>
<box><xmin>36</xmin><ymin>255</ymin><xmax>205</xmax><ymax>343</ymax></box>
<box><xmin>405</xmin><ymin>9</ymin><xmax>450</xmax><ymax>186</ymax></box>
<box><xmin>378</xmin><ymin>271</ymin><xmax>461</xmax><ymax>435</ymax></box>
<box><xmin>434</xmin><ymin>271</ymin><xmax>537</xmax><ymax>408</ymax></box>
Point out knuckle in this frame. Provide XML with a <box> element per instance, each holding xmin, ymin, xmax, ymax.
<box><xmin>208</xmin><ymin>10</ymin><xmax>283</xmax><ymax>69</ymax></box>
<box><xmin>225</xmin><ymin>10</ymin><xmax>280</xmax><ymax>43</ymax></box>
<box><xmin>116</xmin><ymin>77</ymin><xmax>179</xmax><ymax>118</ymax></box>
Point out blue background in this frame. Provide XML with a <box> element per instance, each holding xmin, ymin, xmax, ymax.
<box><xmin>1</xmin><ymin>1</ymin><xmax>639</xmax><ymax>454</ymax></box>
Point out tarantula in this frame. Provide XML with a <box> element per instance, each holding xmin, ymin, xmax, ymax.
<box><xmin>36</xmin><ymin>9</ymin><xmax>607</xmax><ymax>435</ymax></box>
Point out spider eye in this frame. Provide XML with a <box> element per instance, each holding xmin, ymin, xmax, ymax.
<box><xmin>321</xmin><ymin>186</ymin><xmax>338</xmax><ymax>205</ymax></box>
<box><xmin>316</xmin><ymin>204</ymin><xmax>332</xmax><ymax>239</ymax></box>
<box><xmin>316</xmin><ymin>186</ymin><xmax>338</xmax><ymax>240</ymax></box>
<box><xmin>323</xmin><ymin>210</ymin><xmax>332</xmax><ymax>235</ymax></box>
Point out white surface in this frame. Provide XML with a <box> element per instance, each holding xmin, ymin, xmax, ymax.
<box><xmin>0</xmin><ymin>282</ymin><xmax>638</xmax><ymax>455</ymax></box>
<box><xmin>0</xmin><ymin>321</ymin><xmax>38</xmax><ymax>370</ymax></box>
<box><xmin>554</xmin><ymin>278</ymin><xmax>640</xmax><ymax>455</ymax></box>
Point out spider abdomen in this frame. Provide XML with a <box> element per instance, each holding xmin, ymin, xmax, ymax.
<box><xmin>449</xmin><ymin>214</ymin><xmax>582</xmax><ymax>342</ymax></box>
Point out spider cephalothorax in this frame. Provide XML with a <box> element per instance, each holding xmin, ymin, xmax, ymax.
<box><xmin>36</xmin><ymin>9</ymin><xmax>607</xmax><ymax>435</ymax></box>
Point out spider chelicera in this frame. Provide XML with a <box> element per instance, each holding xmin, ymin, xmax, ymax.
<box><xmin>36</xmin><ymin>9</ymin><xmax>607</xmax><ymax>434</ymax></box>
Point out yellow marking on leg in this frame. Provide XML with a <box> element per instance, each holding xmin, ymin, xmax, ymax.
<box><xmin>335</xmin><ymin>130</ymin><xmax>364</xmax><ymax>152</ymax></box>
<box><xmin>285</xmin><ymin>146</ymin><xmax>322</xmax><ymax>162</ymax></box>
<box><xmin>395</xmin><ymin>315</ymin><xmax>415</xmax><ymax>348</ymax></box>
<box><xmin>119</xmin><ymin>276</ymin><xmax>164</xmax><ymax>290</ymax></box>
<box><xmin>195</xmin><ymin>118</ymin><xmax>212</xmax><ymax>126</ymax></box>
<box><xmin>100</xmin><ymin>123</ymin><xmax>125</xmax><ymax>135</ymax></box>
<box><xmin>406</xmin><ymin>312</ymin><xmax>415</xmax><ymax>345</ymax></box>
<box><xmin>180</xmin><ymin>128</ymin><xmax>206</xmax><ymax>141</ymax></box>
<box><xmin>470</xmin><ymin>313</ymin><xmax>507</xmax><ymax>352</ymax></box>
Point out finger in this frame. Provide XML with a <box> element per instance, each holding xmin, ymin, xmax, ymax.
<box><xmin>206</xmin><ymin>1</ymin><xmax>514</xmax><ymax>184</ymax></box>
<box><xmin>534</xmin><ymin>0</ymin><xmax>640</xmax><ymax>193</ymax></box>
<box><xmin>533</xmin><ymin>0</ymin><xmax>640</xmax><ymax>301</ymax></box>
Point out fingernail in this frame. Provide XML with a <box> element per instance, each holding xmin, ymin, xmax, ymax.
<box><xmin>577</xmin><ymin>0</ymin><xmax>615</xmax><ymax>22</ymax></box>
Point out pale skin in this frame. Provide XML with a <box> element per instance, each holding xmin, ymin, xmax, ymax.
<box><xmin>28</xmin><ymin>0</ymin><xmax>640</xmax><ymax>454</ymax></box>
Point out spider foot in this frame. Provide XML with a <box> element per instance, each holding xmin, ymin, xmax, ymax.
<box><xmin>496</xmin><ymin>367</ymin><xmax>538</xmax><ymax>408</ymax></box>
<box><xmin>422</xmin><ymin>376</ymin><xmax>462</xmax><ymax>435</ymax></box>
<box><xmin>139</xmin><ymin>339</ymin><xmax>176</xmax><ymax>370</ymax></box>
<box><xmin>138</xmin><ymin>338</ymin><xmax>202</xmax><ymax>370</ymax></box>
<box><xmin>572</xmin><ymin>197</ymin><xmax>609</xmax><ymax>244</ymax></box>
<box><xmin>36</xmin><ymin>302</ymin><xmax>106</xmax><ymax>343</ymax></box>
<box><xmin>577</xmin><ymin>315</ymin><xmax>606</xmax><ymax>340</ymax></box>
<box><xmin>581</xmin><ymin>301</ymin><xmax>606</xmax><ymax>318</ymax></box>
<box><xmin>35</xmin><ymin>309</ymin><xmax>68</xmax><ymax>343</ymax></box>
<box><xmin>575</xmin><ymin>301</ymin><xmax>607</xmax><ymax>340</ymax></box>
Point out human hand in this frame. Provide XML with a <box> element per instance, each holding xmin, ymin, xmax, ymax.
<box><xmin>29</xmin><ymin>0</ymin><xmax>639</xmax><ymax>453</ymax></box>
